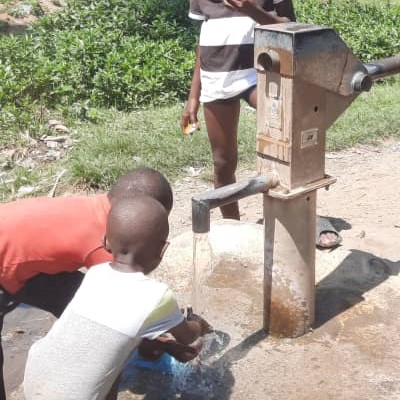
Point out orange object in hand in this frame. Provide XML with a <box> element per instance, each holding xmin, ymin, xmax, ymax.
<box><xmin>183</xmin><ymin>122</ymin><xmax>200</xmax><ymax>136</ymax></box>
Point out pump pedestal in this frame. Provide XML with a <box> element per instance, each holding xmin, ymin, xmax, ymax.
<box><xmin>254</xmin><ymin>23</ymin><xmax>369</xmax><ymax>336</ymax></box>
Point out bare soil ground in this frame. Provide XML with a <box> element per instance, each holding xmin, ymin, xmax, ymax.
<box><xmin>0</xmin><ymin>1</ymin><xmax>63</xmax><ymax>33</ymax></box>
<box><xmin>4</xmin><ymin>139</ymin><xmax>400</xmax><ymax>399</ymax></box>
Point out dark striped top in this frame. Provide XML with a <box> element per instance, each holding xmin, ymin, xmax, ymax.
<box><xmin>189</xmin><ymin>0</ymin><xmax>284</xmax><ymax>102</ymax></box>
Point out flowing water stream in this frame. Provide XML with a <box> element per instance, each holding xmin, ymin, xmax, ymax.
<box><xmin>191</xmin><ymin>233</ymin><xmax>214</xmax><ymax>316</ymax></box>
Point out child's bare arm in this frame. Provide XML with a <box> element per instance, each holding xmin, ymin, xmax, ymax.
<box><xmin>139</xmin><ymin>337</ymin><xmax>203</xmax><ymax>363</ymax></box>
<box><xmin>181</xmin><ymin>45</ymin><xmax>201</xmax><ymax>132</ymax></box>
<box><xmin>168</xmin><ymin>312</ymin><xmax>212</xmax><ymax>345</ymax></box>
<box><xmin>224</xmin><ymin>0</ymin><xmax>294</xmax><ymax>24</ymax></box>
<box><xmin>275</xmin><ymin>0</ymin><xmax>296</xmax><ymax>22</ymax></box>
<box><xmin>159</xmin><ymin>339</ymin><xmax>203</xmax><ymax>362</ymax></box>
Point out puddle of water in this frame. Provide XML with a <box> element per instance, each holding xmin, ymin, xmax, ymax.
<box><xmin>167</xmin><ymin>330</ymin><xmax>232</xmax><ymax>397</ymax></box>
<box><xmin>122</xmin><ymin>330</ymin><xmax>233</xmax><ymax>399</ymax></box>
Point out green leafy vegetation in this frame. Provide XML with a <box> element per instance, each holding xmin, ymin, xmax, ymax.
<box><xmin>295</xmin><ymin>0</ymin><xmax>400</xmax><ymax>61</ymax></box>
<box><xmin>0</xmin><ymin>0</ymin><xmax>198</xmax><ymax>142</ymax></box>
<box><xmin>327</xmin><ymin>77</ymin><xmax>400</xmax><ymax>149</ymax></box>
<box><xmin>1</xmin><ymin>0</ymin><xmax>398</xmax><ymax>127</ymax></box>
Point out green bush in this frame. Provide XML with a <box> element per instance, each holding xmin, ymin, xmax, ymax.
<box><xmin>0</xmin><ymin>0</ymin><xmax>197</xmax><ymax>109</ymax></box>
<box><xmin>0</xmin><ymin>0</ymin><xmax>199</xmax><ymax>139</ymax></box>
<box><xmin>91</xmin><ymin>37</ymin><xmax>194</xmax><ymax>109</ymax></box>
<box><xmin>37</xmin><ymin>0</ymin><xmax>197</xmax><ymax>43</ymax></box>
<box><xmin>295</xmin><ymin>0</ymin><xmax>400</xmax><ymax>61</ymax></box>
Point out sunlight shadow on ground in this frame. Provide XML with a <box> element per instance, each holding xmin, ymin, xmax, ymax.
<box><xmin>315</xmin><ymin>249</ymin><xmax>400</xmax><ymax>328</ymax></box>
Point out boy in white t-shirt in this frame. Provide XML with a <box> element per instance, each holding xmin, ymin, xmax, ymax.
<box><xmin>23</xmin><ymin>195</ymin><xmax>211</xmax><ymax>400</ymax></box>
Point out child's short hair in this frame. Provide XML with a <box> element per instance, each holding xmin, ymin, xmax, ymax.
<box><xmin>106</xmin><ymin>195</ymin><xmax>169</xmax><ymax>273</ymax></box>
<box><xmin>108</xmin><ymin>167</ymin><xmax>173</xmax><ymax>212</ymax></box>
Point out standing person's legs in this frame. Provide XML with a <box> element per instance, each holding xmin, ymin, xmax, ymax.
<box><xmin>203</xmin><ymin>99</ymin><xmax>241</xmax><ymax>219</ymax></box>
<box><xmin>244</xmin><ymin>86</ymin><xmax>257</xmax><ymax>109</ymax></box>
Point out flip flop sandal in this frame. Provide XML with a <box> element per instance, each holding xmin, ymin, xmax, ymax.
<box><xmin>316</xmin><ymin>216</ymin><xmax>343</xmax><ymax>249</ymax></box>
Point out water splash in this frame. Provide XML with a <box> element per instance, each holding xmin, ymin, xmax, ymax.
<box><xmin>169</xmin><ymin>330</ymin><xmax>231</xmax><ymax>395</ymax></box>
<box><xmin>123</xmin><ymin>331</ymin><xmax>232</xmax><ymax>398</ymax></box>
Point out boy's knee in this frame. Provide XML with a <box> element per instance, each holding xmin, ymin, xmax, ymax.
<box><xmin>213</xmin><ymin>154</ymin><xmax>237</xmax><ymax>175</ymax></box>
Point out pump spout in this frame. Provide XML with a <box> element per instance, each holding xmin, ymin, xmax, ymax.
<box><xmin>192</xmin><ymin>174</ymin><xmax>278</xmax><ymax>234</ymax></box>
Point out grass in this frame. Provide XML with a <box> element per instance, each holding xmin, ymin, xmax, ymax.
<box><xmin>327</xmin><ymin>77</ymin><xmax>400</xmax><ymax>149</ymax></box>
<box><xmin>69</xmin><ymin>76</ymin><xmax>400</xmax><ymax>189</ymax></box>
<box><xmin>1</xmin><ymin>76</ymin><xmax>399</xmax><ymax>200</ymax></box>
<box><xmin>68</xmin><ymin>103</ymin><xmax>257</xmax><ymax>190</ymax></box>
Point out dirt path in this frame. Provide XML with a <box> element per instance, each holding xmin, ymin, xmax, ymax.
<box><xmin>169</xmin><ymin>138</ymin><xmax>400</xmax><ymax>242</ymax></box>
<box><xmin>0</xmin><ymin>1</ymin><xmax>63</xmax><ymax>33</ymax></box>
<box><xmin>4</xmin><ymin>139</ymin><xmax>400</xmax><ymax>399</ymax></box>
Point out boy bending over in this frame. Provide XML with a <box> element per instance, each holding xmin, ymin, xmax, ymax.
<box><xmin>23</xmin><ymin>196</ymin><xmax>210</xmax><ymax>400</ymax></box>
<box><xmin>0</xmin><ymin>167</ymin><xmax>173</xmax><ymax>399</ymax></box>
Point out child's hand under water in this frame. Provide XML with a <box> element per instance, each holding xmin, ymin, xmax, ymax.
<box><xmin>186</xmin><ymin>306</ymin><xmax>213</xmax><ymax>336</ymax></box>
<box><xmin>138</xmin><ymin>336</ymin><xmax>203</xmax><ymax>363</ymax></box>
